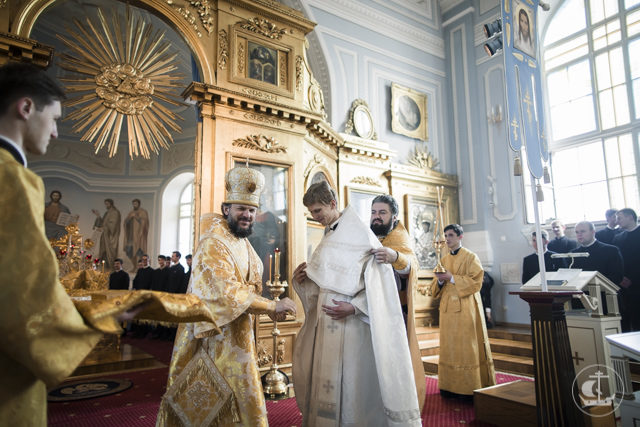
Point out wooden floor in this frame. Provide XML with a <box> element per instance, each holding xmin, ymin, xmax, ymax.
<box><xmin>419</xmin><ymin>324</ymin><xmax>535</xmax><ymax>376</ymax></box>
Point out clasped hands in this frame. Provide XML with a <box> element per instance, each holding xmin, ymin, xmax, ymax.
<box><xmin>293</xmin><ymin>262</ymin><xmax>355</xmax><ymax>320</ymax></box>
<box><xmin>269</xmin><ymin>297</ymin><xmax>296</xmax><ymax>322</ymax></box>
<box><xmin>435</xmin><ymin>271</ymin><xmax>453</xmax><ymax>283</ymax></box>
<box><xmin>370</xmin><ymin>247</ymin><xmax>398</xmax><ymax>264</ymax></box>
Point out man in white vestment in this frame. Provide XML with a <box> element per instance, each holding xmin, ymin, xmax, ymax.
<box><xmin>292</xmin><ymin>181</ymin><xmax>421</xmax><ymax>427</ymax></box>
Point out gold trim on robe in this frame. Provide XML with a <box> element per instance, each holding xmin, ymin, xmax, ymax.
<box><xmin>380</xmin><ymin>221</ymin><xmax>427</xmax><ymax>412</ymax></box>
<box><xmin>157</xmin><ymin>213</ymin><xmax>276</xmax><ymax>426</ymax></box>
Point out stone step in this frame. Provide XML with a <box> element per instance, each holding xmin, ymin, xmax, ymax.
<box><xmin>415</xmin><ymin>326</ymin><xmax>439</xmax><ymax>341</ymax></box>
<box><xmin>419</xmin><ymin>339</ymin><xmax>439</xmax><ymax>356</ymax></box>
<box><xmin>422</xmin><ymin>352</ymin><xmax>534</xmax><ymax>377</ymax></box>
<box><xmin>489</xmin><ymin>337</ymin><xmax>533</xmax><ymax>358</ymax></box>
<box><xmin>487</xmin><ymin>327</ymin><xmax>532</xmax><ymax>343</ymax></box>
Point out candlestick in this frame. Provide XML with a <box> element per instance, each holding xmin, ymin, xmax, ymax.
<box><xmin>274</xmin><ymin>248</ymin><xmax>280</xmax><ymax>277</ymax></box>
<box><xmin>269</xmin><ymin>254</ymin><xmax>273</xmax><ymax>283</ymax></box>
<box><xmin>80</xmin><ymin>237</ymin><xmax>84</xmax><ymax>252</ymax></box>
<box><xmin>101</xmin><ymin>260</ymin><xmax>105</xmax><ymax>273</ymax></box>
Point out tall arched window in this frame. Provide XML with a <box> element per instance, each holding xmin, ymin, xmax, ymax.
<box><xmin>543</xmin><ymin>0</ymin><xmax>640</xmax><ymax>223</ymax></box>
<box><xmin>160</xmin><ymin>172</ymin><xmax>194</xmax><ymax>265</ymax></box>
<box><xmin>178</xmin><ymin>182</ymin><xmax>194</xmax><ymax>257</ymax></box>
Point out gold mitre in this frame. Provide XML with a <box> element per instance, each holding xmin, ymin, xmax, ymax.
<box><xmin>224</xmin><ymin>165</ymin><xmax>265</xmax><ymax>208</ymax></box>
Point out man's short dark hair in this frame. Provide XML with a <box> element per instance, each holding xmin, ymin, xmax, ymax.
<box><xmin>172</xmin><ymin>251</ymin><xmax>181</xmax><ymax>258</ymax></box>
<box><xmin>132</xmin><ymin>198</ymin><xmax>141</xmax><ymax>204</ymax></box>
<box><xmin>50</xmin><ymin>190</ymin><xmax>61</xmax><ymax>199</ymax></box>
<box><xmin>618</xmin><ymin>208</ymin><xmax>638</xmax><ymax>223</ymax></box>
<box><xmin>158</xmin><ymin>255</ymin><xmax>167</xmax><ymax>260</ymax></box>
<box><xmin>444</xmin><ymin>224</ymin><xmax>463</xmax><ymax>236</ymax></box>
<box><xmin>104</xmin><ymin>198</ymin><xmax>114</xmax><ymax>206</ymax></box>
<box><xmin>371</xmin><ymin>195</ymin><xmax>398</xmax><ymax>217</ymax></box>
<box><xmin>605</xmin><ymin>208</ymin><xmax>618</xmax><ymax>219</ymax></box>
<box><xmin>0</xmin><ymin>62</ymin><xmax>66</xmax><ymax>115</ymax></box>
<box><xmin>186</xmin><ymin>254</ymin><xmax>192</xmax><ymax>260</ymax></box>
<box><xmin>142</xmin><ymin>254</ymin><xmax>149</xmax><ymax>258</ymax></box>
<box><xmin>532</xmin><ymin>230</ymin><xmax>549</xmax><ymax>240</ymax></box>
<box><xmin>303</xmin><ymin>181</ymin><xmax>337</xmax><ymax>207</ymax></box>
<box><xmin>114</xmin><ymin>258</ymin><xmax>123</xmax><ymax>264</ymax></box>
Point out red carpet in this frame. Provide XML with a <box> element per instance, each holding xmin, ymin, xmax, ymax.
<box><xmin>48</xmin><ymin>337</ymin><xmax>532</xmax><ymax>426</ymax></box>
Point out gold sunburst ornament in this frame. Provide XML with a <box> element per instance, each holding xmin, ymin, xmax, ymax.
<box><xmin>57</xmin><ymin>8</ymin><xmax>184</xmax><ymax>158</ymax></box>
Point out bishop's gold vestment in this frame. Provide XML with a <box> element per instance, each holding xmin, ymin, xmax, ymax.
<box><xmin>380</xmin><ymin>221</ymin><xmax>427</xmax><ymax>411</ymax></box>
<box><xmin>0</xmin><ymin>148</ymin><xmax>104</xmax><ymax>426</ymax></box>
<box><xmin>429</xmin><ymin>247</ymin><xmax>496</xmax><ymax>395</ymax></box>
<box><xmin>157</xmin><ymin>213</ymin><xmax>277</xmax><ymax>426</ymax></box>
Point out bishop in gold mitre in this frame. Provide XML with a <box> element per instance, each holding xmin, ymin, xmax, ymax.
<box><xmin>157</xmin><ymin>165</ymin><xmax>296</xmax><ymax>426</ymax></box>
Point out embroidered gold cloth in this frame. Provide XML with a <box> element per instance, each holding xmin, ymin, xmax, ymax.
<box><xmin>73</xmin><ymin>290</ymin><xmax>222</xmax><ymax>335</ymax></box>
<box><xmin>60</xmin><ymin>269</ymin><xmax>109</xmax><ymax>292</ymax></box>
<box><xmin>0</xmin><ymin>149</ymin><xmax>103</xmax><ymax>426</ymax></box>
<box><xmin>429</xmin><ymin>247</ymin><xmax>496</xmax><ymax>395</ymax></box>
<box><xmin>157</xmin><ymin>213</ymin><xmax>276</xmax><ymax>426</ymax></box>
<box><xmin>380</xmin><ymin>221</ymin><xmax>427</xmax><ymax>411</ymax></box>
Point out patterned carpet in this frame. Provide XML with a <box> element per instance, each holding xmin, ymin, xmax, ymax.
<box><xmin>47</xmin><ymin>337</ymin><xmax>532</xmax><ymax>427</ymax></box>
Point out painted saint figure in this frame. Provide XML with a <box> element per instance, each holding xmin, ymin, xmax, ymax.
<box><xmin>123</xmin><ymin>198</ymin><xmax>149</xmax><ymax>270</ymax></box>
<box><xmin>92</xmin><ymin>198</ymin><xmax>121</xmax><ymax>268</ymax></box>
<box><xmin>44</xmin><ymin>189</ymin><xmax>70</xmax><ymax>239</ymax></box>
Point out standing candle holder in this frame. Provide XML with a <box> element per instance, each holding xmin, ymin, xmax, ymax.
<box><xmin>432</xmin><ymin>186</ymin><xmax>447</xmax><ymax>274</ymax></box>
<box><xmin>263</xmin><ymin>273</ymin><xmax>289</xmax><ymax>398</ymax></box>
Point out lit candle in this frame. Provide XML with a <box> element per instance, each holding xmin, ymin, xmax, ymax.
<box><xmin>269</xmin><ymin>254</ymin><xmax>273</xmax><ymax>283</ymax></box>
<box><xmin>274</xmin><ymin>248</ymin><xmax>280</xmax><ymax>278</ymax></box>
<box><xmin>67</xmin><ymin>234</ymin><xmax>72</xmax><ymax>252</ymax></box>
<box><xmin>80</xmin><ymin>237</ymin><xmax>84</xmax><ymax>252</ymax></box>
<box><xmin>101</xmin><ymin>260</ymin><xmax>105</xmax><ymax>273</ymax></box>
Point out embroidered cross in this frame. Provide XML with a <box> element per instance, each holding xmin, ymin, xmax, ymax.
<box><xmin>573</xmin><ymin>351</ymin><xmax>585</xmax><ymax>366</ymax></box>
<box><xmin>510</xmin><ymin>119</ymin><xmax>519</xmax><ymax>141</ymax></box>
<box><xmin>327</xmin><ymin>321</ymin><xmax>338</xmax><ymax>333</ymax></box>
<box><xmin>322</xmin><ymin>380</ymin><xmax>334</xmax><ymax>394</ymax></box>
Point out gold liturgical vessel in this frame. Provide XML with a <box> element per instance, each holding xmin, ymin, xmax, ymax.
<box><xmin>263</xmin><ymin>248</ymin><xmax>289</xmax><ymax>398</ymax></box>
<box><xmin>433</xmin><ymin>186</ymin><xmax>447</xmax><ymax>274</ymax></box>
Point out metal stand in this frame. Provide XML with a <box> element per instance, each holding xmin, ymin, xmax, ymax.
<box><xmin>263</xmin><ymin>274</ymin><xmax>289</xmax><ymax>398</ymax></box>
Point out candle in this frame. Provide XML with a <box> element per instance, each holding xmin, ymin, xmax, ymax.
<box><xmin>274</xmin><ymin>248</ymin><xmax>280</xmax><ymax>277</ymax></box>
<box><xmin>67</xmin><ymin>234</ymin><xmax>72</xmax><ymax>252</ymax></box>
<box><xmin>80</xmin><ymin>237</ymin><xmax>84</xmax><ymax>252</ymax></box>
<box><xmin>269</xmin><ymin>254</ymin><xmax>273</xmax><ymax>283</ymax></box>
<box><xmin>101</xmin><ymin>260</ymin><xmax>105</xmax><ymax>273</ymax></box>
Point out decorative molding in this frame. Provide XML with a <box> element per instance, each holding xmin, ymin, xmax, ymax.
<box><xmin>256</xmin><ymin>345</ymin><xmax>272</xmax><ymax>367</ymax></box>
<box><xmin>308</xmin><ymin>0</ymin><xmax>444</xmax><ymax>58</ymax></box>
<box><xmin>304</xmin><ymin>154</ymin><xmax>326</xmax><ymax>180</ymax></box>
<box><xmin>442</xmin><ymin>7</ymin><xmax>475</xmax><ymax>28</ymax></box>
<box><xmin>308</xmin><ymin>79</ymin><xmax>326</xmax><ymax>118</ymax></box>
<box><xmin>450</xmin><ymin>24</ymin><xmax>478</xmax><ymax>225</ymax></box>
<box><xmin>238</xmin><ymin>42</ymin><xmax>245</xmax><ymax>74</ymax></box>
<box><xmin>166</xmin><ymin>0</ymin><xmax>214</xmax><ymax>37</ymax></box>
<box><xmin>0</xmin><ymin>31</ymin><xmax>53</xmax><ymax>67</ymax></box>
<box><xmin>0</xmin><ymin>0</ymin><xmax>7</xmax><ymax>8</ymax></box>
<box><xmin>241</xmin><ymin>87</ymin><xmax>278</xmax><ymax>102</ymax></box>
<box><xmin>277</xmin><ymin>338</ymin><xmax>286</xmax><ymax>364</ymax></box>
<box><xmin>374</xmin><ymin>0</ymin><xmax>436</xmax><ymax>27</ymax></box>
<box><xmin>243</xmin><ymin>112</ymin><xmax>282</xmax><ymax>127</ymax></box>
<box><xmin>408</xmin><ymin>145</ymin><xmax>439</xmax><ymax>171</ymax></box>
<box><xmin>440</xmin><ymin>0</ymin><xmax>465</xmax><ymax>14</ymax></box>
<box><xmin>295</xmin><ymin>55</ymin><xmax>303</xmax><ymax>92</ymax></box>
<box><xmin>240</xmin><ymin>17</ymin><xmax>287</xmax><ymax>39</ymax></box>
<box><xmin>279</xmin><ymin>53</ymin><xmax>287</xmax><ymax>87</ymax></box>
<box><xmin>232</xmin><ymin>135</ymin><xmax>287</xmax><ymax>153</ymax></box>
<box><xmin>350</xmin><ymin>176</ymin><xmax>381</xmax><ymax>187</ymax></box>
<box><xmin>218</xmin><ymin>29</ymin><xmax>228</xmax><ymax>70</ymax></box>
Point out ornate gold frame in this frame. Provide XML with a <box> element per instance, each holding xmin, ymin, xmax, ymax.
<box><xmin>404</xmin><ymin>193</ymin><xmax>443</xmax><ymax>277</ymax></box>
<box><xmin>391</xmin><ymin>83</ymin><xmax>428</xmax><ymax>141</ymax></box>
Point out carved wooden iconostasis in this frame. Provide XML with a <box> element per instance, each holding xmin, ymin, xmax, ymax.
<box><xmin>0</xmin><ymin>0</ymin><xmax>458</xmax><ymax>374</ymax></box>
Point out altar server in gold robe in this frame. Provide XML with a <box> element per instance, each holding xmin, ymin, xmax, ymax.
<box><xmin>293</xmin><ymin>182</ymin><xmax>421</xmax><ymax>427</ymax></box>
<box><xmin>369</xmin><ymin>194</ymin><xmax>426</xmax><ymax>412</ymax></box>
<box><xmin>157</xmin><ymin>166</ymin><xmax>296</xmax><ymax>426</ymax></box>
<box><xmin>430</xmin><ymin>224</ymin><xmax>496</xmax><ymax>397</ymax></box>
<box><xmin>0</xmin><ymin>62</ymin><xmax>140</xmax><ymax>426</ymax></box>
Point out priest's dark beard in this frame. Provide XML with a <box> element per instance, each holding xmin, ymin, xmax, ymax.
<box><xmin>226</xmin><ymin>214</ymin><xmax>254</xmax><ymax>238</ymax></box>
<box><xmin>370</xmin><ymin>220</ymin><xmax>394</xmax><ymax>237</ymax></box>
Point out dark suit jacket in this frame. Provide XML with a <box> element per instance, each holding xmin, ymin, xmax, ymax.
<box><xmin>548</xmin><ymin>236</ymin><xmax>578</xmax><ymax>254</ymax></box>
<box><xmin>109</xmin><ymin>270</ymin><xmax>130</xmax><ymax>290</ymax></box>
<box><xmin>571</xmin><ymin>240</ymin><xmax>624</xmax><ymax>285</ymax></box>
<box><xmin>152</xmin><ymin>267</ymin><xmax>170</xmax><ymax>292</ymax></box>
<box><xmin>614</xmin><ymin>227</ymin><xmax>640</xmax><ymax>288</ymax></box>
<box><xmin>132</xmin><ymin>266</ymin><xmax>153</xmax><ymax>290</ymax></box>
<box><xmin>167</xmin><ymin>263</ymin><xmax>186</xmax><ymax>293</ymax></box>
<box><xmin>595</xmin><ymin>227</ymin><xmax>621</xmax><ymax>245</ymax></box>
<box><xmin>522</xmin><ymin>250</ymin><xmax>563</xmax><ymax>284</ymax></box>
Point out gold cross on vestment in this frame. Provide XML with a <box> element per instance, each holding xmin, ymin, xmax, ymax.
<box><xmin>510</xmin><ymin>119</ymin><xmax>520</xmax><ymax>141</ymax></box>
<box><xmin>523</xmin><ymin>90</ymin><xmax>534</xmax><ymax>123</ymax></box>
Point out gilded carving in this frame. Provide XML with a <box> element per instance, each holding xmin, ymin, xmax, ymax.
<box><xmin>279</xmin><ymin>53</ymin><xmax>287</xmax><ymax>87</ymax></box>
<box><xmin>303</xmin><ymin>154</ymin><xmax>326</xmax><ymax>180</ymax></box>
<box><xmin>257</xmin><ymin>344</ymin><xmax>272</xmax><ymax>367</ymax></box>
<box><xmin>308</xmin><ymin>78</ymin><xmax>326</xmax><ymax>119</ymax></box>
<box><xmin>350</xmin><ymin>176</ymin><xmax>381</xmax><ymax>187</ymax></box>
<box><xmin>0</xmin><ymin>0</ymin><xmax>7</xmax><ymax>8</ymax></box>
<box><xmin>57</xmin><ymin>8</ymin><xmax>183</xmax><ymax>159</ymax></box>
<box><xmin>409</xmin><ymin>145</ymin><xmax>439</xmax><ymax>171</ymax></box>
<box><xmin>240</xmin><ymin>17</ymin><xmax>287</xmax><ymax>39</ymax></box>
<box><xmin>241</xmin><ymin>87</ymin><xmax>277</xmax><ymax>102</ymax></box>
<box><xmin>277</xmin><ymin>338</ymin><xmax>286</xmax><ymax>364</ymax></box>
<box><xmin>238</xmin><ymin>42</ymin><xmax>245</xmax><ymax>75</ymax></box>
<box><xmin>218</xmin><ymin>29</ymin><xmax>228</xmax><ymax>70</ymax></box>
<box><xmin>167</xmin><ymin>0</ymin><xmax>214</xmax><ymax>37</ymax></box>
<box><xmin>243</xmin><ymin>112</ymin><xmax>282</xmax><ymax>127</ymax></box>
<box><xmin>295</xmin><ymin>55</ymin><xmax>303</xmax><ymax>92</ymax></box>
<box><xmin>233</xmin><ymin>135</ymin><xmax>287</xmax><ymax>153</ymax></box>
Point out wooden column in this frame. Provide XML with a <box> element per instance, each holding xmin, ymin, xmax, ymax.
<box><xmin>510</xmin><ymin>291</ymin><xmax>585</xmax><ymax>427</ymax></box>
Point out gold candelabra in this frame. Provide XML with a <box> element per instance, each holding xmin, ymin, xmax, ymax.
<box><xmin>433</xmin><ymin>186</ymin><xmax>447</xmax><ymax>274</ymax></box>
<box><xmin>263</xmin><ymin>249</ymin><xmax>289</xmax><ymax>398</ymax></box>
<box><xmin>50</xmin><ymin>224</ymin><xmax>97</xmax><ymax>276</ymax></box>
